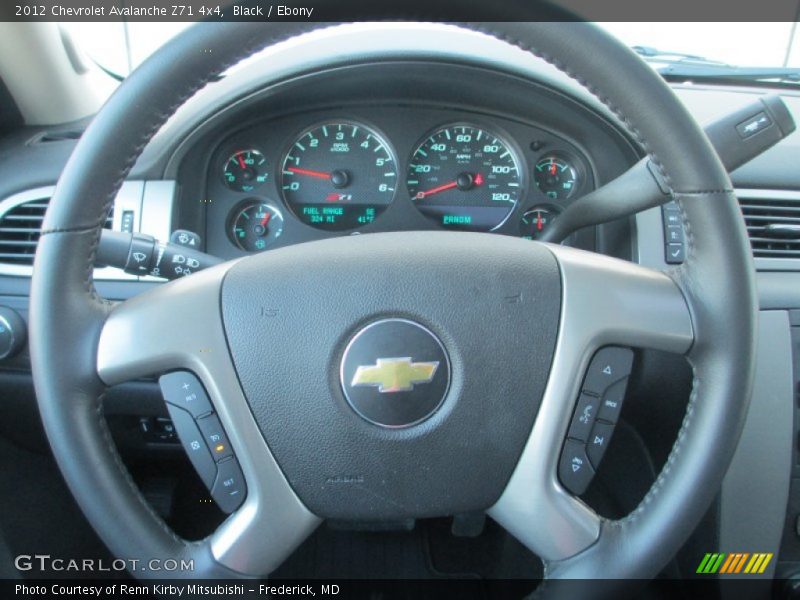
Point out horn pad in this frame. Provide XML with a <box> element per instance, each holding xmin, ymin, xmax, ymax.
<box><xmin>221</xmin><ymin>231</ymin><xmax>561</xmax><ymax>520</ymax></box>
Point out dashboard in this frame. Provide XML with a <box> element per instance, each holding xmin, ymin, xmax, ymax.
<box><xmin>169</xmin><ymin>60</ymin><xmax>637</xmax><ymax>263</ymax></box>
<box><xmin>203</xmin><ymin>107</ymin><xmax>595</xmax><ymax>257</ymax></box>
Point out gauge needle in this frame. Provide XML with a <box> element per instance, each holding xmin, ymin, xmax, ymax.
<box><xmin>287</xmin><ymin>167</ymin><xmax>330</xmax><ymax>180</ymax></box>
<box><xmin>415</xmin><ymin>181</ymin><xmax>458</xmax><ymax>199</ymax></box>
<box><xmin>237</xmin><ymin>154</ymin><xmax>247</xmax><ymax>170</ymax></box>
<box><xmin>260</xmin><ymin>213</ymin><xmax>271</xmax><ymax>228</ymax></box>
<box><xmin>537</xmin><ymin>213</ymin><xmax>543</xmax><ymax>231</ymax></box>
<box><xmin>415</xmin><ymin>173</ymin><xmax>484</xmax><ymax>200</ymax></box>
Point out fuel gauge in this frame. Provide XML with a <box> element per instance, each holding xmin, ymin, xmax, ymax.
<box><xmin>520</xmin><ymin>206</ymin><xmax>560</xmax><ymax>240</ymax></box>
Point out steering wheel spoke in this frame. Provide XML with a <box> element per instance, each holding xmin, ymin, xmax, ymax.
<box><xmin>489</xmin><ymin>245</ymin><xmax>694</xmax><ymax>562</ymax></box>
<box><xmin>97</xmin><ymin>263</ymin><xmax>320</xmax><ymax>576</ymax></box>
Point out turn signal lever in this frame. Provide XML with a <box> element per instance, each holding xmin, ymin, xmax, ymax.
<box><xmin>539</xmin><ymin>94</ymin><xmax>796</xmax><ymax>243</ymax></box>
<box><xmin>96</xmin><ymin>230</ymin><xmax>222</xmax><ymax>280</ymax></box>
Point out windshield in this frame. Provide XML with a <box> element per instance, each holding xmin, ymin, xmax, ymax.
<box><xmin>62</xmin><ymin>21</ymin><xmax>800</xmax><ymax>81</ymax></box>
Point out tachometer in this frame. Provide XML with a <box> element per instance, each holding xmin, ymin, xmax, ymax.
<box><xmin>280</xmin><ymin>122</ymin><xmax>397</xmax><ymax>231</ymax></box>
<box><xmin>407</xmin><ymin>124</ymin><xmax>522</xmax><ymax>231</ymax></box>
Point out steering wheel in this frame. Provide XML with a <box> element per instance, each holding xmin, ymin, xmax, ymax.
<box><xmin>29</xmin><ymin>20</ymin><xmax>757</xmax><ymax>582</ymax></box>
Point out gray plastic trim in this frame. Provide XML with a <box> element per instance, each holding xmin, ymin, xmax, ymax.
<box><xmin>718</xmin><ymin>310</ymin><xmax>792</xmax><ymax>589</ymax></box>
<box><xmin>488</xmin><ymin>243</ymin><xmax>694</xmax><ymax>562</ymax></box>
<box><xmin>96</xmin><ymin>261</ymin><xmax>321</xmax><ymax>576</ymax></box>
<box><xmin>139</xmin><ymin>180</ymin><xmax>176</xmax><ymax>283</ymax></box>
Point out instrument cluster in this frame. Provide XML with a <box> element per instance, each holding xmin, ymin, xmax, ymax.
<box><xmin>204</xmin><ymin>107</ymin><xmax>595</xmax><ymax>257</ymax></box>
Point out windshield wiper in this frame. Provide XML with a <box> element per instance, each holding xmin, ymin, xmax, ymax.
<box><xmin>656</xmin><ymin>63</ymin><xmax>800</xmax><ymax>84</ymax></box>
<box><xmin>632</xmin><ymin>45</ymin><xmax>800</xmax><ymax>85</ymax></box>
<box><xmin>632</xmin><ymin>45</ymin><xmax>728</xmax><ymax>66</ymax></box>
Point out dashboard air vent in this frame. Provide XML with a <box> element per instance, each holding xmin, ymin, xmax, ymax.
<box><xmin>738</xmin><ymin>195</ymin><xmax>800</xmax><ymax>259</ymax></box>
<box><xmin>0</xmin><ymin>196</ymin><xmax>112</xmax><ymax>266</ymax></box>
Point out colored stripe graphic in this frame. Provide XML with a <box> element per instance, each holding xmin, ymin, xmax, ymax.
<box><xmin>698</xmin><ymin>552</ymin><xmax>773</xmax><ymax>575</ymax></box>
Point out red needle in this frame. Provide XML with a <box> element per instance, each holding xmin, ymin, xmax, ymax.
<box><xmin>237</xmin><ymin>154</ymin><xmax>247</xmax><ymax>170</ymax></box>
<box><xmin>549</xmin><ymin>163</ymin><xmax>557</xmax><ymax>175</ymax></box>
<box><xmin>537</xmin><ymin>212</ymin><xmax>543</xmax><ymax>231</ymax></box>
<box><xmin>287</xmin><ymin>167</ymin><xmax>330</xmax><ymax>180</ymax></box>
<box><xmin>415</xmin><ymin>181</ymin><xmax>458</xmax><ymax>199</ymax></box>
<box><xmin>260</xmin><ymin>213</ymin><xmax>271</xmax><ymax>228</ymax></box>
<box><xmin>415</xmin><ymin>173</ymin><xmax>484</xmax><ymax>200</ymax></box>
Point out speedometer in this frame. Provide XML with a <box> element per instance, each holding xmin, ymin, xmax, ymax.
<box><xmin>407</xmin><ymin>124</ymin><xmax>522</xmax><ymax>231</ymax></box>
<box><xmin>280</xmin><ymin>122</ymin><xmax>397</xmax><ymax>231</ymax></box>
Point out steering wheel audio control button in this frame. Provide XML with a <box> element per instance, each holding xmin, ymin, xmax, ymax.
<box><xmin>159</xmin><ymin>371</ymin><xmax>213</xmax><ymax>418</ymax></box>
<box><xmin>558</xmin><ymin>439</ymin><xmax>595</xmax><ymax>496</ymax></box>
<box><xmin>586</xmin><ymin>420</ymin><xmax>615</xmax><ymax>469</ymax></box>
<box><xmin>211</xmin><ymin>457</ymin><xmax>246</xmax><ymax>514</ymax></box>
<box><xmin>197</xmin><ymin>414</ymin><xmax>234</xmax><ymax>462</ymax></box>
<box><xmin>582</xmin><ymin>347</ymin><xmax>633</xmax><ymax>396</ymax></box>
<box><xmin>566</xmin><ymin>393</ymin><xmax>599</xmax><ymax>442</ymax></box>
<box><xmin>164</xmin><ymin>404</ymin><xmax>217</xmax><ymax>488</ymax></box>
<box><xmin>598</xmin><ymin>378</ymin><xmax>628</xmax><ymax>423</ymax></box>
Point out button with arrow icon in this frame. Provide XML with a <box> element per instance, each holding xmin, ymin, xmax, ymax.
<box><xmin>582</xmin><ymin>346</ymin><xmax>634</xmax><ymax>396</ymax></box>
<box><xmin>558</xmin><ymin>439</ymin><xmax>595</xmax><ymax>495</ymax></box>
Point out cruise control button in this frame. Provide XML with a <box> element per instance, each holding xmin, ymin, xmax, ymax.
<box><xmin>598</xmin><ymin>378</ymin><xmax>628</xmax><ymax>423</ymax></box>
<box><xmin>567</xmin><ymin>393</ymin><xmax>599</xmax><ymax>442</ymax></box>
<box><xmin>159</xmin><ymin>371</ymin><xmax>213</xmax><ymax>418</ymax></box>
<box><xmin>211</xmin><ymin>458</ymin><xmax>246</xmax><ymax>514</ymax></box>
<box><xmin>197</xmin><ymin>414</ymin><xmax>233</xmax><ymax>461</ymax></box>
<box><xmin>165</xmin><ymin>404</ymin><xmax>217</xmax><ymax>488</ymax></box>
<box><xmin>558</xmin><ymin>439</ymin><xmax>595</xmax><ymax>495</ymax></box>
<box><xmin>583</xmin><ymin>347</ymin><xmax>633</xmax><ymax>395</ymax></box>
<box><xmin>587</xmin><ymin>420</ymin><xmax>615</xmax><ymax>469</ymax></box>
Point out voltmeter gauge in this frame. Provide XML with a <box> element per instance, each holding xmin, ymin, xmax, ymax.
<box><xmin>229</xmin><ymin>201</ymin><xmax>284</xmax><ymax>252</ymax></box>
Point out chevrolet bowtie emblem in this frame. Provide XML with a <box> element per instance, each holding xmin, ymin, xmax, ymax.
<box><xmin>351</xmin><ymin>357</ymin><xmax>439</xmax><ymax>393</ymax></box>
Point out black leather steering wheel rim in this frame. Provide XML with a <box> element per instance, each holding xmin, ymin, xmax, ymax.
<box><xmin>29</xmin><ymin>19</ymin><xmax>757</xmax><ymax>582</ymax></box>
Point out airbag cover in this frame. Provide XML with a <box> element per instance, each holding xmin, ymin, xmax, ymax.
<box><xmin>221</xmin><ymin>231</ymin><xmax>561</xmax><ymax>519</ymax></box>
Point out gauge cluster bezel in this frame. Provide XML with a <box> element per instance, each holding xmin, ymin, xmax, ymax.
<box><xmin>202</xmin><ymin>105</ymin><xmax>596</xmax><ymax>258</ymax></box>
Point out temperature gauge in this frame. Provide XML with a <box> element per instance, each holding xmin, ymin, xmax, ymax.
<box><xmin>520</xmin><ymin>206</ymin><xmax>560</xmax><ymax>240</ymax></box>
<box><xmin>230</xmin><ymin>201</ymin><xmax>284</xmax><ymax>252</ymax></box>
